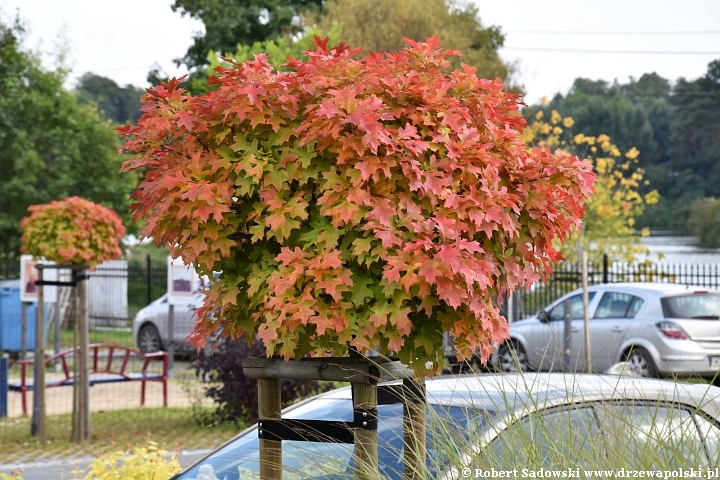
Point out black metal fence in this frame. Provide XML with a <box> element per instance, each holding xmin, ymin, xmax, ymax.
<box><xmin>127</xmin><ymin>255</ymin><xmax>167</xmax><ymax>321</ymax></box>
<box><xmin>518</xmin><ymin>254</ymin><xmax>720</xmax><ymax>318</ymax></box>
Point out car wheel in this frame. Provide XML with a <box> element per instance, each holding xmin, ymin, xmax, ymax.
<box><xmin>624</xmin><ymin>347</ymin><xmax>658</xmax><ymax>378</ymax></box>
<box><xmin>497</xmin><ymin>342</ymin><xmax>529</xmax><ymax>373</ymax></box>
<box><xmin>138</xmin><ymin>324</ymin><xmax>163</xmax><ymax>353</ymax></box>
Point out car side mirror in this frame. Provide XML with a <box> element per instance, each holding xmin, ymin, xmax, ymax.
<box><xmin>537</xmin><ymin>310</ymin><xmax>550</xmax><ymax>322</ymax></box>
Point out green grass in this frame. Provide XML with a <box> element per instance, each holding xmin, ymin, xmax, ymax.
<box><xmin>0</xmin><ymin>407</ymin><xmax>243</xmax><ymax>464</ymax></box>
<box><xmin>49</xmin><ymin>328</ymin><xmax>135</xmax><ymax>351</ymax></box>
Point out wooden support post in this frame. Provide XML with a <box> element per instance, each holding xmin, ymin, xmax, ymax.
<box><xmin>72</xmin><ymin>267</ymin><xmax>90</xmax><ymax>442</ymax></box>
<box><xmin>258</xmin><ymin>378</ymin><xmax>282</xmax><ymax>480</ymax></box>
<box><xmin>31</xmin><ymin>267</ymin><xmax>46</xmax><ymax>443</ymax></box>
<box><xmin>403</xmin><ymin>377</ymin><xmax>426</xmax><ymax>480</ymax></box>
<box><xmin>352</xmin><ymin>382</ymin><xmax>378</xmax><ymax>480</ymax></box>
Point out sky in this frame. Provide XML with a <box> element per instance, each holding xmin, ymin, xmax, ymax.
<box><xmin>3</xmin><ymin>0</ymin><xmax>720</xmax><ymax>105</ymax></box>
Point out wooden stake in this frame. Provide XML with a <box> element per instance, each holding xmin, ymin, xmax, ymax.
<box><xmin>72</xmin><ymin>268</ymin><xmax>90</xmax><ymax>442</ymax></box>
<box><xmin>258</xmin><ymin>378</ymin><xmax>282</xmax><ymax>480</ymax></box>
<box><xmin>352</xmin><ymin>382</ymin><xmax>378</xmax><ymax>480</ymax></box>
<box><xmin>31</xmin><ymin>267</ymin><xmax>46</xmax><ymax>443</ymax></box>
<box><xmin>403</xmin><ymin>377</ymin><xmax>426</xmax><ymax>480</ymax></box>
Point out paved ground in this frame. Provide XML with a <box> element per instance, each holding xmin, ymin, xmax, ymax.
<box><xmin>0</xmin><ymin>449</ymin><xmax>212</xmax><ymax>479</ymax></box>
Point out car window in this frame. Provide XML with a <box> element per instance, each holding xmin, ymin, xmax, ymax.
<box><xmin>175</xmin><ymin>399</ymin><xmax>491</xmax><ymax>480</ymax></box>
<box><xmin>661</xmin><ymin>294</ymin><xmax>720</xmax><ymax>319</ymax></box>
<box><xmin>481</xmin><ymin>406</ymin><xmax>599</xmax><ymax>469</ymax></box>
<box><xmin>594</xmin><ymin>292</ymin><xmax>644</xmax><ymax>319</ymax></box>
<box><xmin>548</xmin><ymin>293</ymin><xmax>596</xmax><ymax>321</ymax></box>
<box><xmin>595</xmin><ymin>402</ymin><xmax>708</xmax><ymax>468</ymax></box>
<box><xmin>694</xmin><ymin>414</ymin><xmax>720</xmax><ymax>465</ymax></box>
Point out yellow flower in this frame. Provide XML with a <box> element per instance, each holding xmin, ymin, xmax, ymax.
<box><xmin>535</xmin><ymin>110</ymin><xmax>544</xmax><ymax>120</ymax></box>
<box><xmin>563</xmin><ymin>117</ymin><xmax>575</xmax><ymax>128</ymax></box>
<box><xmin>551</xmin><ymin>110</ymin><xmax>562</xmax><ymax>125</ymax></box>
<box><xmin>553</xmin><ymin>126</ymin><xmax>563</xmax><ymax>135</ymax></box>
<box><xmin>625</xmin><ymin>147</ymin><xmax>640</xmax><ymax>159</ymax></box>
<box><xmin>573</xmin><ymin>133</ymin><xmax>585</xmax><ymax>144</ymax></box>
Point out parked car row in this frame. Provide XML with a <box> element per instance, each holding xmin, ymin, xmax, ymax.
<box><xmin>135</xmin><ymin>283</ymin><xmax>720</xmax><ymax>387</ymax></box>
<box><xmin>493</xmin><ymin>283</ymin><xmax>720</xmax><ymax>383</ymax></box>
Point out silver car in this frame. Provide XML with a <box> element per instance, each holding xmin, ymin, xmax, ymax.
<box><xmin>493</xmin><ymin>282</ymin><xmax>720</xmax><ymax>381</ymax></box>
<box><xmin>132</xmin><ymin>292</ymin><xmax>205</xmax><ymax>353</ymax></box>
<box><xmin>171</xmin><ymin>373</ymin><xmax>720</xmax><ymax>479</ymax></box>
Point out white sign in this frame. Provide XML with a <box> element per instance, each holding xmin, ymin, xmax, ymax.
<box><xmin>20</xmin><ymin>255</ymin><xmax>58</xmax><ymax>303</ymax></box>
<box><xmin>167</xmin><ymin>256</ymin><xmax>199</xmax><ymax>305</ymax></box>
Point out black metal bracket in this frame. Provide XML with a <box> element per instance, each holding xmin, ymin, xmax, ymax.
<box><xmin>258</xmin><ymin>419</ymin><xmax>355</xmax><ymax>443</ymax></box>
<box><xmin>258</xmin><ymin>408</ymin><xmax>378</xmax><ymax>444</ymax></box>
<box><xmin>353</xmin><ymin>408</ymin><xmax>377</xmax><ymax>430</ymax></box>
<box><xmin>35</xmin><ymin>271</ymin><xmax>88</xmax><ymax>287</ymax></box>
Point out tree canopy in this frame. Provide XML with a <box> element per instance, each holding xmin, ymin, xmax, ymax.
<box><xmin>0</xmin><ymin>15</ymin><xmax>133</xmax><ymax>278</ymax></box>
<box><xmin>76</xmin><ymin>72</ymin><xmax>145</xmax><ymax>125</ymax></box>
<box><xmin>522</xmin><ymin>109</ymin><xmax>658</xmax><ymax>264</ymax></box>
<box><xmin>316</xmin><ymin>0</ymin><xmax>516</xmax><ymax>86</ymax></box>
<box><xmin>121</xmin><ymin>39</ymin><xmax>593</xmax><ymax>373</ymax></box>
<box><xmin>525</xmin><ymin>61</ymin><xmax>720</xmax><ymax>234</ymax></box>
<box><xmin>171</xmin><ymin>0</ymin><xmax>324</xmax><ymax>70</ymax></box>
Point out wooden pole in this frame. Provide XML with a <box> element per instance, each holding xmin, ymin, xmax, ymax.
<box><xmin>71</xmin><ymin>281</ymin><xmax>79</xmax><ymax>443</ymax></box>
<box><xmin>78</xmin><ymin>269</ymin><xmax>90</xmax><ymax>441</ymax></box>
<box><xmin>31</xmin><ymin>267</ymin><xmax>46</xmax><ymax>443</ymax></box>
<box><xmin>72</xmin><ymin>267</ymin><xmax>90</xmax><ymax>442</ymax></box>
<box><xmin>403</xmin><ymin>377</ymin><xmax>426</xmax><ymax>480</ymax></box>
<box><xmin>352</xmin><ymin>382</ymin><xmax>378</xmax><ymax>480</ymax></box>
<box><xmin>582</xmin><ymin>250</ymin><xmax>592</xmax><ymax>373</ymax></box>
<box><xmin>258</xmin><ymin>378</ymin><xmax>282</xmax><ymax>480</ymax></box>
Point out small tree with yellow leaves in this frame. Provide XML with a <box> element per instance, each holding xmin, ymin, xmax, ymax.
<box><xmin>522</xmin><ymin>109</ymin><xmax>659</xmax><ymax>264</ymax></box>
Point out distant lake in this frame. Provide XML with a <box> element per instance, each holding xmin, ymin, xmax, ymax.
<box><xmin>639</xmin><ymin>235</ymin><xmax>720</xmax><ymax>265</ymax></box>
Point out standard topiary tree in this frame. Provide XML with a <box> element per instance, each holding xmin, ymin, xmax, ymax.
<box><xmin>20</xmin><ymin>196</ymin><xmax>126</xmax><ymax>268</ymax></box>
<box><xmin>120</xmin><ymin>38</ymin><xmax>594</xmax><ymax>374</ymax></box>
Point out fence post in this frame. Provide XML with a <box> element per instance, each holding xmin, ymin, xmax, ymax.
<box><xmin>602</xmin><ymin>253</ymin><xmax>609</xmax><ymax>284</ymax></box>
<box><xmin>146</xmin><ymin>254</ymin><xmax>152</xmax><ymax>307</ymax></box>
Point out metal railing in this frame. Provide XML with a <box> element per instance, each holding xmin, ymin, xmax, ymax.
<box><xmin>518</xmin><ymin>254</ymin><xmax>720</xmax><ymax>318</ymax></box>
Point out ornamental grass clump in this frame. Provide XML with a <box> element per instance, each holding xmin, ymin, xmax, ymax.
<box><xmin>120</xmin><ymin>37</ymin><xmax>595</xmax><ymax>374</ymax></box>
<box><xmin>20</xmin><ymin>196</ymin><xmax>125</xmax><ymax>268</ymax></box>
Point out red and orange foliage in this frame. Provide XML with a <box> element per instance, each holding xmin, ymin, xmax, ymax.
<box><xmin>120</xmin><ymin>38</ymin><xmax>595</xmax><ymax>373</ymax></box>
<box><xmin>20</xmin><ymin>196</ymin><xmax>126</xmax><ymax>269</ymax></box>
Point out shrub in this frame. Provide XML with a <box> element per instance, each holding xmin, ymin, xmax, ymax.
<box><xmin>193</xmin><ymin>338</ymin><xmax>334</xmax><ymax>424</ymax></box>
<box><xmin>688</xmin><ymin>197</ymin><xmax>720</xmax><ymax>248</ymax></box>
<box><xmin>70</xmin><ymin>439</ymin><xmax>181</xmax><ymax>479</ymax></box>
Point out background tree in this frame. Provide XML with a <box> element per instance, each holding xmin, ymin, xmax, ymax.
<box><xmin>525</xmin><ymin>61</ymin><xmax>720</xmax><ymax>235</ymax></box>
<box><xmin>522</xmin><ymin>109</ymin><xmax>659</xmax><ymax>264</ymax></box>
<box><xmin>188</xmin><ymin>22</ymin><xmax>343</xmax><ymax>95</ymax></box>
<box><xmin>0</xmin><ymin>15</ymin><xmax>133</xmax><ymax>278</ymax></box>
<box><xmin>170</xmin><ymin>0</ymin><xmax>324</xmax><ymax>71</ymax></box>
<box><xmin>75</xmin><ymin>72</ymin><xmax>145</xmax><ymax>125</ymax></box>
<box><xmin>315</xmin><ymin>0</ymin><xmax>517</xmax><ymax>86</ymax></box>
